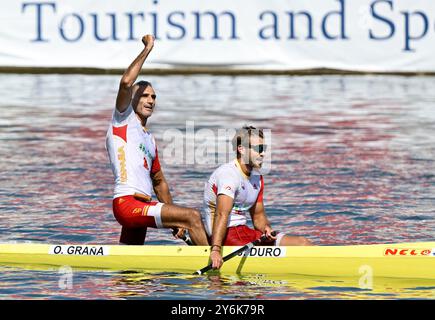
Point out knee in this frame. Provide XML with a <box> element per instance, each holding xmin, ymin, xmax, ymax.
<box><xmin>188</xmin><ymin>209</ymin><xmax>203</xmax><ymax>228</ymax></box>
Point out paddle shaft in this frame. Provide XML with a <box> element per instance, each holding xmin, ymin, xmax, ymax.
<box><xmin>195</xmin><ymin>231</ymin><xmax>276</xmax><ymax>275</ymax></box>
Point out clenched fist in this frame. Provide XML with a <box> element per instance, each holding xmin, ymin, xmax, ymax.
<box><xmin>142</xmin><ymin>35</ymin><xmax>155</xmax><ymax>49</ymax></box>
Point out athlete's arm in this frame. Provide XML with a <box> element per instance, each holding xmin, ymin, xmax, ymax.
<box><xmin>210</xmin><ymin>194</ymin><xmax>234</xmax><ymax>269</ymax></box>
<box><xmin>116</xmin><ymin>35</ymin><xmax>154</xmax><ymax>113</ymax></box>
<box><xmin>151</xmin><ymin>169</ymin><xmax>173</xmax><ymax>204</ymax></box>
<box><xmin>250</xmin><ymin>201</ymin><xmax>276</xmax><ymax>241</ymax></box>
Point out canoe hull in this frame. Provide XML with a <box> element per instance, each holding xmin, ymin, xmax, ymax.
<box><xmin>1</xmin><ymin>242</ymin><xmax>435</xmax><ymax>279</ymax></box>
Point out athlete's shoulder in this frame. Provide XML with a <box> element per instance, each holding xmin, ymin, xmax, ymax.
<box><xmin>112</xmin><ymin>104</ymin><xmax>134</xmax><ymax>124</ymax></box>
<box><xmin>212</xmin><ymin>161</ymin><xmax>240</xmax><ymax>182</ymax></box>
<box><xmin>214</xmin><ymin>160</ymin><xmax>238</xmax><ymax>173</ymax></box>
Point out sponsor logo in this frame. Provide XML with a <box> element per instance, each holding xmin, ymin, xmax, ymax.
<box><xmin>238</xmin><ymin>247</ymin><xmax>286</xmax><ymax>257</ymax></box>
<box><xmin>225</xmin><ymin>186</ymin><xmax>232</xmax><ymax>191</ymax></box>
<box><xmin>118</xmin><ymin>146</ymin><xmax>127</xmax><ymax>183</ymax></box>
<box><xmin>139</xmin><ymin>143</ymin><xmax>153</xmax><ymax>159</ymax></box>
<box><xmin>49</xmin><ymin>245</ymin><xmax>109</xmax><ymax>256</ymax></box>
<box><xmin>143</xmin><ymin>157</ymin><xmax>149</xmax><ymax>170</ymax></box>
<box><xmin>132</xmin><ymin>207</ymin><xmax>142</xmax><ymax>214</ymax></box>
<box><xmin>383</xmin><ymin>248</ymin><xmax>432</xmax><ymax>256</ymax></box>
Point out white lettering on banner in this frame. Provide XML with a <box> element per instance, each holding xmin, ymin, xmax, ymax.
<box><xmin>49</xmin><ymin>245</ymin><xmax>109</xmax><ymax>256</ymax></box>
<box><xmin>0</xmin><ymin>1</ymin><xmax>433</xmax><ymax>71</ymax></box>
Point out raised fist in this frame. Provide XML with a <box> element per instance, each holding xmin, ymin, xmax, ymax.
<box><xmin>142</xmin><ymin>35</ymin><xmax>155</xmax><ymax>49</ymax></box>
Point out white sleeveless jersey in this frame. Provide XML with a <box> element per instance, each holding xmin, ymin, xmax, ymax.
<box><xmin>105</xmin><ymin>105</ymin><xmax>161</xmax><ymax>199</ymax></box>
<box><xmin>202</xmin><ymin>159</ymin><xmax>264</xmax><ymax>236</ymax></box>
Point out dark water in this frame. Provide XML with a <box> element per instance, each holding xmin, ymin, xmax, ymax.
<box><xmin>1</xmin><ymin>74</ymin><xmax>435</xmax><ymax>299</ymax></box>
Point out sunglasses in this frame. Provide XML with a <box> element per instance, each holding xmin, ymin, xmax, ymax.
<box><xmin>249</xmin><ymin>144</ymin><xmax>267</xmax><ymax>153</ymax></box>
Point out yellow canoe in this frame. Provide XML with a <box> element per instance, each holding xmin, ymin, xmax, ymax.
<box><xmin>1</xmin><ymin>242</ymin><xmax>435</xmax><ymax>279</ymax></box>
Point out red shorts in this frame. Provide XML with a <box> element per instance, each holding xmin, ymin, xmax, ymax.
<box><xmin>223</xmin><ymin>225</ymin><xmax>274</xmax><ymax>246</ymax></box>
<box><xmin>113</xmin><ymin>195</ymin><xmax>164</xmax><ymax>245</ymax></box>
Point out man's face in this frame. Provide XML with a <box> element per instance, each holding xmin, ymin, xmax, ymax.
<box><xmin>132</xmin><ymin>85</ymin><xmax>156</xmax><ymax>120</ymax></box>
<box><xmin>240</xmin><ymin>135</ymin><xmax>266</xmax><ymax>169</ymax></box>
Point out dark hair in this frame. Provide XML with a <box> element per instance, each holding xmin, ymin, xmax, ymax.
<box><xmin>232</xmin><ymin>126</ymin><xmax>264</xmax><ymax>155</ymax></box>
<box><xmin>134</xmin><ymin>80</ymin><xmax>152</xmax><ymax>88</ymax></box>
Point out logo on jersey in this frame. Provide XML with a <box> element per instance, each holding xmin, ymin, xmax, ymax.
<box><xmin>113</xmin><ymin>125</ymin><xmax>127</xmax><ymax>143</ymax></box>
<box><xmin>118</xmin><ymin>146</ymin><xmax>127</xmax><ymax>182</ymax></box>
<box><xmin>225</xmin><ymin>186</ymin><xmax>232</xmax><ymax>191</ymax></box>
<box><xmin>139</xmin><ymin>143</ymin><xmax>153</xmax><ymax>171</ymax></box>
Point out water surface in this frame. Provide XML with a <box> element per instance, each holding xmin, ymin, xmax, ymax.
<box><xmin>1</xmin><ymin>74</ymin><xmax>435</xmax><ymax>299</ymax></box>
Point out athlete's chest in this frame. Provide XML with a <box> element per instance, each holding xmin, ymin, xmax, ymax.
<box><xmin>234</xmin><ymin>176</ymin><xmax>261</xmax><ymax>204</ymax></box>
<box><xmin>126</xmin><ymin>124</ymin><xmax>156</xmax><ymax>161</ymax></box>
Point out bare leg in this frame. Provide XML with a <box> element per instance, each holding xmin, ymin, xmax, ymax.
<box><xmin>278</xmin><ymin>235</ymin><xmax>313</xmax><ymax>246</ymax></box>
<box><xmin>160</xmin><ymin>204</ymin><xmax>209</xmax><ymax>245</ymax></box>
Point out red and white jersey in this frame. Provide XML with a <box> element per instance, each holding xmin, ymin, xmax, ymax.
<box><xmin>105</xmin><ymin>105</ymin><xmax>161</xmax><ymax>199</ymax></box>
<box><xmin>202</xmin><ymin>159</ymin><xmax>264</xmax><ymax>236</ymax></box>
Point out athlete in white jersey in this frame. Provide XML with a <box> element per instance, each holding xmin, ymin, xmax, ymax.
<box><xmin>204</xmin><ymin>126</ymin><xmax>313</xmax><ymax>269</ymax></box>
<box><xmin>106</xmin><ymin>35</ymin><xmax>208</xmax><ymax>246</ymax></box>
<box><xmin>106</xmin><ymin>103</ymin><xmax>161</xmax><ymax>199</ymax></box>
<box><xmin>202</xmin><ymin>159</ymin><xmax>264</xmax><ymax>236</ymax></box>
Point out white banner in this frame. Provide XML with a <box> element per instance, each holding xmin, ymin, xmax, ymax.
<box><xmin>0</xmin><ymin>0</ymin><xmax>434</xmax><ymax>72</ymax></box>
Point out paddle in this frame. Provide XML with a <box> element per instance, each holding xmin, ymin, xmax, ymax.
<box><xmin>194</xmin><ymin>231</ymin><xmax>277</xmax><ymax>275</ymax></box>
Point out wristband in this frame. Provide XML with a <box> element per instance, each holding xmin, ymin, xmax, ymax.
<box><xmin>211</xmin><ymin>245</ymin><xmax>221</xmax><ymax>251</ymax></box>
